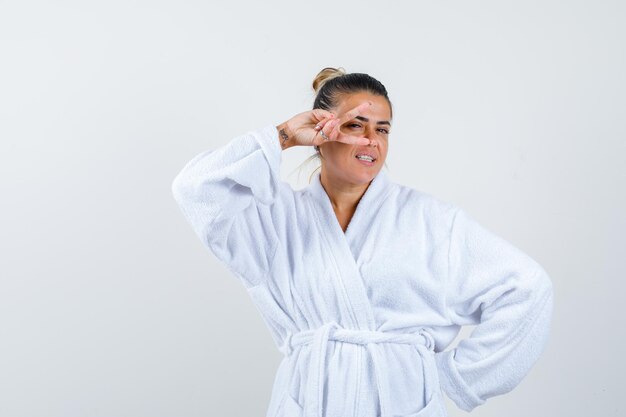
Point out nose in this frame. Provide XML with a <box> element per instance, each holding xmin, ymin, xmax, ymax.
<box><xmin>364</xmin><ymin>126</ymin><xmax>379</xmax><ymax>147</ymax></box>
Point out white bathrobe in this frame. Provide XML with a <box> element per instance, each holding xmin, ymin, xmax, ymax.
<box><xmin>171</xmin><ymin>123</ymin><xmax>554</xmax><ymax>417</ymax></box>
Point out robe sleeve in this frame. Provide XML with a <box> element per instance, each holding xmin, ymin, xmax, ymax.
<box><xmin>434</xmin><ymin>207</ymin><xmax>554</xmax><ymax>412</ymax></box>
<box><xmin>171</xmin><ymin>123</ymin><xmax>284</xmax><ymax>289</ymax></box>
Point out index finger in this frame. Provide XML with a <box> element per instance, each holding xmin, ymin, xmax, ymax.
<box><xmin>334</xmin><ymin>101</ymin><xmax>372</xmax><ymax>125</ymax></box>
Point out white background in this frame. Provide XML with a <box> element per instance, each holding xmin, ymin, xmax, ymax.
<box><xmin>1</xmin><ymin>1</ymin><xmax>624</xmax><ymax>416</ymax></box>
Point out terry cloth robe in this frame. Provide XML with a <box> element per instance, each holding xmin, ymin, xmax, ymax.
<box><xmin>171</xmin><ymin>123</ymin><xmax>554</xmax><ymax>417</ymax></box>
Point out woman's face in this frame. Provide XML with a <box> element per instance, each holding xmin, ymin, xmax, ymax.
<box><xmin>319</xmin><ymin>91</ymin><xmax>391</xmax><ymax>186</ymax></box>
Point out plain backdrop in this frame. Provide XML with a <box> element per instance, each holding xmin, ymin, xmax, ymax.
<box><xmin>1</xmin><ymin>1</ymin><xmax>624</xmax><ymax>416</ymax></box>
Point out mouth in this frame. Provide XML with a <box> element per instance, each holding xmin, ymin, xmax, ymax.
<box><xmin>355</xmin><ymin>152</ymin><xmax>377</xmax><ymax>165</ymax></box>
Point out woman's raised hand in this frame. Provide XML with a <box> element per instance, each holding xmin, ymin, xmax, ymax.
<box><xmin>276</xmin><ymin>101</ymin><xmax>373</xmax><ymax>149</ymax></box>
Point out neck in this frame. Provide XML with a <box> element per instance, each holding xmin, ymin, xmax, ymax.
<box><xmin>319</xmin><ymin>170</ymin><xmax>371</xmax><ymax>213</ymax></box>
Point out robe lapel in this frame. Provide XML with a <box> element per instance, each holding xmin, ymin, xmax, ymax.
<box><xmin>304</xmin><ymin>169</ymin><xmax>393</xmax><ymax>330</ymax></box>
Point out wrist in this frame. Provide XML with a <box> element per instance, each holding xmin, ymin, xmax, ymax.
<box><xmin>276</xmin><ymin>122</ymin><xmax>296</xmax><ymax>150</ymax></box>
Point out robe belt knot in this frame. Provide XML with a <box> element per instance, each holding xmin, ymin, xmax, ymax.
<box><xmin>281</xmin><ymin>323</ymin><xmax>436</xmax><ymax>355</ymax></box>
<box><xmin>280</xmin><ymin>322</ymin><xmax>437</xmax><ymax>417</ymax></box>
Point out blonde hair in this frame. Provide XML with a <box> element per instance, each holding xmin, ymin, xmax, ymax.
<box><xmin>312</xmin><ymin>67</ymin><xmax>347</xmax><ymax>95</ymax></box>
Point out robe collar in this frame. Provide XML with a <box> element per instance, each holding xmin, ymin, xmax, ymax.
<box><xmin>305</xmin><ymin>168</ymin><xmax>392</xmax><ymax>237</ymax></box>
<box><xmin>304</xmin><ymin>168</ymin><xmax>394</xmax><ymax>330</ymax></box>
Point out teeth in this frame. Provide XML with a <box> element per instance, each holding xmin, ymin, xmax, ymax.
<box><xmin>356</xmin><ymin>155</ymin><xmax>374</xmax><ymax>162</ymax></box>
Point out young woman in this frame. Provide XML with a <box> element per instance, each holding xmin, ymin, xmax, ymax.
<box><xmin>171</xmin><ymin>67</ymin><xmax>553</xmax><ymax>417</ymax></box>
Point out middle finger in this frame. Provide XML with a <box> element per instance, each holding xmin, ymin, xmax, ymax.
<box><xmin>314</xmin><ymin>115</ymin><xmax>334</xmax><ymax>130</ymax></box>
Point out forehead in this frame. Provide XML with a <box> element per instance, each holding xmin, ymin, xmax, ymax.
<box><xmin>335</xmin><ymin>92</ymin><xmax>391</xmax><ymax>120</ymax></box>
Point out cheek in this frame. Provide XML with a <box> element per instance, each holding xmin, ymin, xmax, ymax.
<box><xmin>332</xmin><ymin>144</ymin><xmax>353</xmax><ymax>159</ymax></box>
<box><xmin>376</xmin><ymin>140</ymin><xmax>388</xmax><ymax>153</ymax></box>
<box><xmin>323</xmin><ymin>144</ymin><xmax>348</xmax><ymax>163</ymax></box>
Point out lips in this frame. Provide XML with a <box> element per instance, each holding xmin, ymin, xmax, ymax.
<box><xmin>354</xmin><ymin>151</ymin><xmax>377</xmax><ymax>162</ymax></box>
<box><xmin>354</xmin><ymin>154</ymin><xmax>377</xmax><ymax>167</ymax></box>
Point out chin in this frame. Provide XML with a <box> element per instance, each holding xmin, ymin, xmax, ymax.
<box><xmin>350</xmin><ymin>169</ymin><xmax>379</xmax><ymax>185</ymax></box>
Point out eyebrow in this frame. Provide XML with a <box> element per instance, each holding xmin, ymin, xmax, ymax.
<box><xmin>354</xmin><ymin>115</ymin><xmax>391</xmax><ymax>126</ymax></box>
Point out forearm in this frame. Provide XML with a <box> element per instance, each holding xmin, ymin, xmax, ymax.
<box><xmin>172</xmin><ymin>123</ymin><xmax>283</xmax><ymax>243</ymax></box>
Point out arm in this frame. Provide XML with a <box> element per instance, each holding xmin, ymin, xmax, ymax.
<box><xmin>171</xmin><ymin>123</ymin><xmax>290</xmax><ymax>289</ymax></box>
<box><xmin>434</xmin><ymin>207</ymin><xmax>554</xmax><ymax>412</ymax></box>
<box><xmin>170</xmin><ymin>103</ymin><xmax>371</xmax><ymax>288</ymax></box>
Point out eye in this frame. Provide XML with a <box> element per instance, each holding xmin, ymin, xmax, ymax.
<box><xmin>347</xmin><ymin>122</ymin><xmax>389</xmax><ymax>134</ymax></box>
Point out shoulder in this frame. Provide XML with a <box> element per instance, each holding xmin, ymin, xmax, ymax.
<box><xmin>388</xmin><ymin>179</ymin><xmax>460</xmax><ymax>228</ymax></box>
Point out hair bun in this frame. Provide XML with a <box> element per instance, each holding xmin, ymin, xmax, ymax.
<box><xmin>312</xmin><ymin>67</ymin><xmax>347</xmax><ymax>94</ymax></box>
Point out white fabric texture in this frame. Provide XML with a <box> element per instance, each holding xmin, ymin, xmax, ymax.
<box><xmin>171</xmin><ymin>123</ymin><xmax>554</xmax><ymax>417</ymax></box>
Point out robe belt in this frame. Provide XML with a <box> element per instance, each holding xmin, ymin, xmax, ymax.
<box><xmin>280</xmin><ymin>322</ymin><xmax>437</xmax><ymax>417</ymax></box>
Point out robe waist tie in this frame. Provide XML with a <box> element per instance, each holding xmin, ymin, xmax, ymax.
<box><xmin>280</xmin><ymin>322</ymin><xmax>437</xmax><ymax>417</ymax></box>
